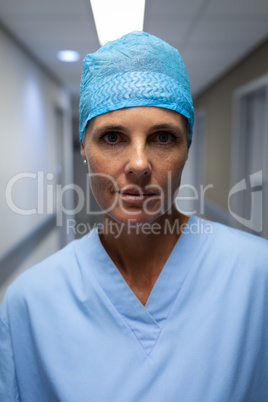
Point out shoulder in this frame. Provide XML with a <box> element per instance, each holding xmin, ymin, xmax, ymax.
<box><xmin>1</xmin><ymin>231</ymin><xmax>99</xmax><ymax>320</ymax></box>
<box><xmin>188</xmin><ymin>216</ymin><xmax>268</xmax><ymax>273</ymax></box>
<box><xmin>195</xmin><ymin>217</ymin><xmax>268</xmax><ymax>280</ymax></box>
<box><xmin>1</xmin><ymin>241</ymin><xmax>74</xmax><ymax>313</ymax></box>
<box><xmin>190</xmin><ymin>215</ymin><xmax>267</xmax><ymax>252</ymax></box>
<box><xmin>184</xmin><ymin>217</ymin><xmax>268</xmax><ymax>307</ymax></box>
<box><xmin>8</xmin><ymin>239</ymin><xmax>77</xmax><ymax>293</ymax></box>
<box><xmin>210</xmin><ymin>219</ymin><xmax>268</xmax><ymax>258</ymax></box>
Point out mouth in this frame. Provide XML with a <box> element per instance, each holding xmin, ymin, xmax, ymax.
<box><xmin>117</xmin><ymin>189</ymin><xmax>159</xmax><ymax>204</ymax></box>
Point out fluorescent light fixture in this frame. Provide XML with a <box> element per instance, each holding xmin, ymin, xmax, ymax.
<box><xmin>57</xmin><ymin>50</ymin><xmax>81</xmax><ymax>63</ymax></box>
<box><xmin>90</xmin><ymin>0</ymin><xmax>146</xmax><ymax>46</ymax></box>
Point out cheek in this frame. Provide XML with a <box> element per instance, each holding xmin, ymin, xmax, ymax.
<box><xmin>87</xmin><ymin>146</ymin><xmax>123</xmax><ymax>177</ymax></box>
<box><xmin>161</xmin><ymin>153</ymin><xmax>187</xmax><ymax>181</ymax></box>
<box><xmin>89</xmin><ymin>175</ymin><xmax>118</xmax><ymax>212</ymax></box>
<box><xmin>87</xmin><ymin>150</ymin><xmax>110</xmax><ymax>174</ymax></box>
<box><xmin>161</xmin><ymin>159</ymin><xmax>187</xmax><ymax>198</ymax></box>
<box><xmin>88</xmin><ymin>155</ymin><xmax>119</xmax><ymax>197</ymax></box>
<box><xmin>176</xmin><ymin>149</ymin><xmax>188</xmax><ymax>173</ymax></box>
<box><xmin>86</xmin><ymin>150</ymin><xmax>115</xmax><ymax>202</ymax></box>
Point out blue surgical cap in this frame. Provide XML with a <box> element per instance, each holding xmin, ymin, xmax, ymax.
<box><xmin>79</xmin><ymin>31</ymin><xmax>194</xmax><ymax>143</ymax></box>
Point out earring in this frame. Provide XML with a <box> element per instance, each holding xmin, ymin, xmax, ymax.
<box><xmin>83</xmin><ymin>160</ymin><xmax>87</xmax><ymax>165</ymax></box>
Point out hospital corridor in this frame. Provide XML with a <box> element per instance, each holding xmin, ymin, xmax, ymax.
<box><xmin>0</xmin><ymin>0</ymin><xmax>268</xmax><ymax>298</ymax></box>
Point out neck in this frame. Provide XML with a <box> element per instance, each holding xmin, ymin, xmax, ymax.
<box><xmin>99</xmin><ymin>209</ymin><xmax>189</xmax><ymax>305</ymax></box>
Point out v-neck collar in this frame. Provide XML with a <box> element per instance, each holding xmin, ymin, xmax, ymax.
<box><xmin>75</xmin><ymin>216</ymin><xmax>207</xmax><ymax>356</ymax></box>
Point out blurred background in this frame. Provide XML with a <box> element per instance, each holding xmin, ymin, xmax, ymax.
<box><xmin>1</xmin><ymin>0</ymin><xmax>268</xmax><ymax>299</ymax></box>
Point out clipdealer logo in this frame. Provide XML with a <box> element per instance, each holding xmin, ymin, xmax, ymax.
<box><xmin>5</xmin><ymin>170</ymin><xmax>264</xmax><ymax>233</ymax></box>
<box><xmin>228</xmin><ymin>170</ymin><xmax>263</xmax><ymax>233</ymax></box>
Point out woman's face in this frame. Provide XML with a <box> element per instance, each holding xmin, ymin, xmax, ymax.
<box><xmin>81</xmin><ymin>106</ymin><xmax>188</xmax><ymax>225</ymax></box>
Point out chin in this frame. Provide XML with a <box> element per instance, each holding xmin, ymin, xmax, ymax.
<box><xmin>105</xmin><ymin>207</ymin><xmax>172</xmax><ymax>227</ymax></box>
<box><xmin>112</xmin><ymin>214</ymin><xmax>157</xmax><ymax>226</ymax></box>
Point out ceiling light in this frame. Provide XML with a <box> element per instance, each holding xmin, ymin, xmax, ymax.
<box><xmin>57</xmin><ymin>50</ymin><xmax>81</xmax><ymax>63</ymax></box>
<box><xmin>90</xmin><ymin>0</ymin><xmax>146</xmax><ymax>46</ymax></box>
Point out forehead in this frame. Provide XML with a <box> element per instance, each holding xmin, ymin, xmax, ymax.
<box><xmin>87</xmin><ymin>106</ymin><xmax>186</xmax><ymax>132</ymax></box>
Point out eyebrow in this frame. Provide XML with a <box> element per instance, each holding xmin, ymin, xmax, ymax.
<box><xmin>91</xmin><ymin>125</ymin><xmax>126</xmax><ymax>136</ymax></box>
<box><xmin>149</xmin><ymin>123</ymin><xmax>184</xmax><ymax>134</ymax></box>
<box><xmin>92</xmin><ymin>122</ymin><xmax>184</xmax><ymax>135</ymax></box>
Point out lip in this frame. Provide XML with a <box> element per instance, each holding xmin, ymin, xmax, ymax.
<box><xmin>118</xmin><ymin>189</ymin><xmax>158</xmax><ymax>204</ymax></box>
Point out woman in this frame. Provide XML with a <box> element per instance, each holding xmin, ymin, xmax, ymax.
<box><xmin>1</xmin><ymin>31</ymin><xmax>268</xmax><ymax>402</ymax></box>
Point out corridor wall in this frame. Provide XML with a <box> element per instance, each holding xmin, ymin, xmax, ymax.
<box><xmin>0</xmin><ymin>24</ymin><xmax>73</xmax><ymax>297</ymax></box>
<box><xmin>194</xmin><ymin>38</ymin><xmax>268</xmax><ymax>238</ymax></box>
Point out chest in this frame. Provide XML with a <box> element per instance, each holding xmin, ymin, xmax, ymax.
<box><xmin>13</xmin><ymin>285</ymin><xmax>268</xmax><ymax>402</ymax></box>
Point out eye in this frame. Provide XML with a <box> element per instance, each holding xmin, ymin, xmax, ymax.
<box><xmin>106</xmin><ymin>132</ymin><xmax>118</xmax><ymax>143</ymax></box>
<box><xmin>99</xmin><ymin>131</ymin><xmax>127</xmax><ymax>147</ymax></box>
<box><xmin>158</xmin><ymin>132</ymin><xmax>170</xmax><ymax>143</ymax></box>
<box><xmin>151</xmin><ymin>131</ymin><xmax>177</xmax><ymax>145</ymax></box>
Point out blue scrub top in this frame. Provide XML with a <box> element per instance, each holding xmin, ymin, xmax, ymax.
<box><xmin>1</xmin><ymin>216</ymin><xmax>268</xmax><ymax>401</ymax></box>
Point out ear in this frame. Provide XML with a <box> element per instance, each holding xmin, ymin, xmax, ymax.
<box><xmin>80</xmin><ymin>142</ymin><xmax>86</xmax><ymax>161</ymax></box>
<box><xmin>185</xmin><ymin>145</ymin><xmax>189</xmax><ymax>161</ymax></box>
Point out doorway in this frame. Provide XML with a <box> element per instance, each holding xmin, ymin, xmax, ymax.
<box><xmin>231</xmin><ymin>75</ymin><xmax>268</xmax><ymax>237</ymax></box>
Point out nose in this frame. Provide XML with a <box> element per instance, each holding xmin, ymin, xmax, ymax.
<box><xmin>125</xmin><ymin>143</ymin><xmax>151</xmax><ymax>177</ymax></box>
